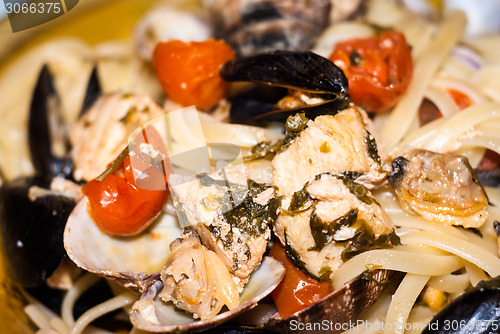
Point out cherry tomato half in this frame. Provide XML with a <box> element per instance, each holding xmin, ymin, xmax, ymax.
<box><xmin>83</xmin><ymin>165</ymin><xmax>168</xmax><ymax>237</ymax></box>
<box><xmin>82</xmin><ymin>127</ymin><xmax>170</xmax><ymax>237</ymax></box>
<box><xmin>268</xmin><ymin>242</ymin><xmax>331</xmax><ymax>318</ymax></box>
<box><xmin>329</xmin><ymin>31</ymin><xmax>413</xmax><ymax>112</ymax></box>
<box><xmin>153</xmin><ymin>39</ymin><xmax>235</xmax><ymax>110</ymax></box>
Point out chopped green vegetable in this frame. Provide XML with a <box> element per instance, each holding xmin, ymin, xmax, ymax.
<box><xmin>365</xmin><ymin>131</ymin><xmax>381</xmax><ymax>164</ymax></box>
<box><xmin>337</xmin><ymin>173</ymin><xmax>380</xmax><ymax>206</ymax></box>
<box><xmin>309</xmin><ymin>209</ymin><xmax>358</xmax><ymax>251</ymax></box>
<box><xmin>318</xmin><ymin>266</ymin><xmax>332</xmax><ymax>282</ymax></box>
<box><xmin>284</xmin><ymin>187</ymin><xmax>316</xmax><ymax>214</ymax></box>
<box><xmin>341</xmin><ymin>230</ymin><xmax>400</xmax><ymax>261</ymax></box>
<box><xmin>244</xmin><ymin>113</ymin><xmax>309</xmax><ymax>162</ymax></box>
<box><xmin>360</xmin><ymin>269</ymin><xmax>388</xmax><ymax>286</ymax></box>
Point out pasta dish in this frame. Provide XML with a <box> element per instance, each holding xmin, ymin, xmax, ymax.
<box><xmin>0</xmin><ymin>0</ymin><xmax>499</xmax><ymax>333</ymax></box>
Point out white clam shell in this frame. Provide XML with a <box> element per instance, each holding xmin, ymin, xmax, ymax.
<box><xmin>64</xmin><ymin>197</ymin><xmax>182</xmax><ymax>290</ymax></box>
<box><xmin>130</xmin><ymin>256</ymin><xmax>285</xmax><ymax>333</ymax></box>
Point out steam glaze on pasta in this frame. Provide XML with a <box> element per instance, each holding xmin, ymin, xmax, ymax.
<box><xmin>388</xmin><ymin>149</ymin><xmax>489</xmax><ymax>228</ymax></box>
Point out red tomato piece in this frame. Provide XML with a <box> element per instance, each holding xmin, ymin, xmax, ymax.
<box><xmin>268</xmin><ymin>242</ymin><xmax>332</xmax><ymax>318</ymax></box>
<box><xmin>329</xmin><ymin>31</ymin><xmax>413</xmax><ymax>112</ymax></box>
<box><xmin>82</xmin><ymin>168</ymin><xmax>168</xmax><ymax>237</ymax></box>
<box><xmin>447</xmin><ymin>89</ymin><xmax>472</xmax><ymax>110</ymax></box>
<box><xmin>152</xmin><ymin>39</ymin><xmax>235</xmax><ymax>110</ymax></box>
<box><xmin>82</xmin><ymin>126</ymin><xmax>171</xmax><ymax>237</ymax></box>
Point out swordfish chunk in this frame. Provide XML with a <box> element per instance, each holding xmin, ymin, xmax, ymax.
<box><xmin>169</xmin><ymin>166</ymin><xmax>279</xmax><ymax>290</ymax></box>
<box><xmin>271</xmin><ymin>106</ymin><xmax>396</xmax><ymax>280</ymax></box>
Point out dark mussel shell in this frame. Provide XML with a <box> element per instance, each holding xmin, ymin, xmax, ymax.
<box><xmin>80</xmin><ymin>66</ymin><xmax>101</xmax><ymax>118</ymax></box>
<box><xmin>220</xmin><ymin>51</ymin><xmax>348</xmax><ymax>96</ymax></box>
<box><xmin>221</xmin><ymin>51</ymin><xmax>350</xmax><ymax>123</ymax></box>
<box><xmin>29</xmin><ymin>64</ymin><xmax>72</xmax><ymax>179</ymax></box>
<box><xmin>476</xmin><ymin>169</ymin><xmax>500</xmax><ymax>188</ymax></box>
<box><xmin>0</xmin><ymin>175</ymin><xmax>76</xmax><ymax>287</ymax></box>
<box><xmin>0</xmin><ymin>64</ymin><xmax>101</xmax><ymax>287</ymax></box>
<box><xmin>241</xmin><ymin>98</ymin><xmax>351</xmax><ymax>124</ymax></box>
<box><xmin>229</xmin><ymin>84</ymin><xmax>350</xmax><ymax>123</ymax></box>
<box><xmin>266</xmin><ymin>269</ymin><xmax>393</xmax><ymax>334</ymax></box>
<box><xmin>422</xmin><ymin>275</ymin><xmax>500</xmax><ymax>334</ymax></box>
<box><xmin>29</xmin><ymin>65</ymin><xmax>101</xmax><ymax>179</ymax></box>
<box><xmin>228</xmin><ymin>85</ymin><xmax>289</xmax><ymax>123</ymax></box>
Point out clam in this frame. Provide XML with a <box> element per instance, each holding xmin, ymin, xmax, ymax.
<box><xmin>205</xmin><ymin>0</ymin><xmax>331</xmax><ymax>57</ymax></box>
<box><xmin>388</xmin><ymin>149</ymin><xmax>489</xmax><ymax>228</ymax></box>
<box><xmin>64</xmin><ymin>196</ymin><xmax>182</xmax><ymax>291</ymax></box>
<box><xmin>134</xmin><ymin>6</ymin><xmax>212</xmax><ymax>61</ymax></box>
<box><xmin>130</xmin><ymin>255</ymin><xmax>285</xmax><ymax>333</ymax></box>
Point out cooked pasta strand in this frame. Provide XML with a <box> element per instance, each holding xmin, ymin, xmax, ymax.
<box><xmin>405</xmin><ymin>306</ymin><xmax>436</xmax><ymax>334</ymax></box>
<box><xmin>423</xmin><ymin>86</ymin><xmax>459</xmax><ymax>118</ymax></box>
<box><xmin>24</xmin><ymin>304</ymin><xmax>51</xmax><ymax>330</ymax></box>
<box><xmin>384</xmin><ymin>274</ymin><xmax>430</xmax><ymax>334</ymax></box>
<box><xmin>400</xmin><ymin>231</ymin><xmax>500</xmax><ymax>277</ymax></box>
<box><xmin>331</xmin><ymin>247</ymin><xmax>462</xmax><ymax>289</ymax></box>
<box><xmin>68</xmin><ymin>292</ymin><xmax>136</xmax><ymax>334</ymax></box>
<box><xmin>463</xmin><ymin>260</ymin><xmax>489</xmax><ymax>287</ymax></box>
<box><xmin>36</xmin><ymin>329</ymin><xmax>60</xmax><ymax>334</ymax></box>
<box><xmin>379</xmin><ymin>11</ymin><xmax>467</xmax><ymax>151</ymax></box>
<box><xmin>62</xmin><ymin>273</ymin><xmax>100</xmax><ymax>326</ymax></box>
<box><xmin>427</xmin><ymin>273</ymin><xmax>470</xmax><ymax>293</ymax></box>
<box><xmin>50</xmin><ymin>317</ymin><xmax>69</xmax><ymax>334</ymax></box>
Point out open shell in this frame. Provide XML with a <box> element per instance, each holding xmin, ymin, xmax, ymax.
<box><xmin>64</xmin><ymin>197</ymin><xmax>182</xmax><ymax>291</ymax></box>
<box><xmin>130</xmin><ymin>256</ymin><xmax>285</xmax><ymax>333</ymax></box>
<box><xmin>388</xmin><ymin>150</ymin><xmax>489</xmax><ymax>228</ymax></box>
<box><xmin>266</xmin><ymin>269</ymin><xmax>393</xmax><ymax>334</ymax></box>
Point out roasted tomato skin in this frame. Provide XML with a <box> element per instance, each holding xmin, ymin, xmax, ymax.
<box><xmin>329</xmin><ymin>31</ymin><xmax>413</xmax><ymax>112</ymax></box>
<box><xmin>82</xmin><ymin>156</ymin><xmax>168</xmax><ymax>237</ymax></box>
<box><xmin>152</xmin><ymin>39</ymin><xmax>235</xmax><ymax>110</ymax></box>
<box><xmin>447</xmin><ymin>89</ymin><xmax>472</xmax><ymax>110</ymax></box>
<box><xmin>268</xmin><ymin>242</ymin><xmax>331</xmax><ymax>318</ymax></box>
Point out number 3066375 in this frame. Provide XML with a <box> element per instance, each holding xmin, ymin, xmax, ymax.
<box><xmin>5</xmin><ymin>2</ymin><xmax>61</xmax><ymax>14</ymax></box>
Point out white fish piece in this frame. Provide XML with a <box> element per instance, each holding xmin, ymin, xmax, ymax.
<box><xmin>70</xmin><ymin>93</ymin><xmax>165</xmax><ymax>182</ymax></box>
<box><xmin>169</xmin><ymin>165</ymin><xmax>278</xmax><ymax>289</ymax></box>
<box><xmin>272</xmin><ymin>106</ymin><xmax>386</xmax><ymax>197</ymax></box>
<box><xmin>274</xmin><ymin>173</ymin><xmax>395</xmax><ymax>279</ymax></box>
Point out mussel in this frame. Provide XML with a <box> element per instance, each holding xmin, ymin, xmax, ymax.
<box><xmin>0</xmin><ymin>65</ymin><xmax>100</xmax><ymax>287</ymax></box>
<box><xmin>422</xmin><ymin>275</ymin><xmax>500</xmax><ymax>334</ymax></box>
<box><xmin>220</xmin><ymin>50</ymin><xmax>350</xmax><ymax>123</ymax></box>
